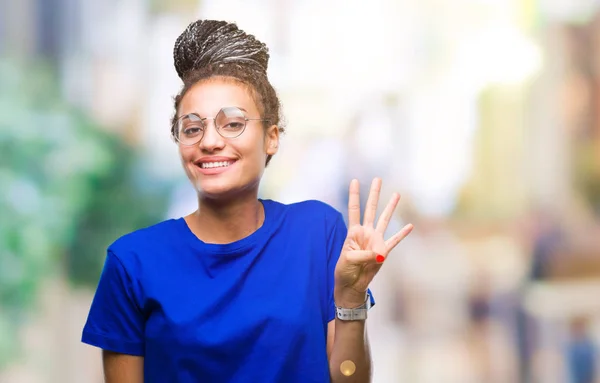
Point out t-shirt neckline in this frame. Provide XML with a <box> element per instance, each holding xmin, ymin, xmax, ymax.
<box><xmin>177</xmin><ymin>199</ymin><xmax>272</xmax><ymax>254</ymax></box>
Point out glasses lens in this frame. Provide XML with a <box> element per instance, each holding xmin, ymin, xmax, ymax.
<box><xmin>216</xmin><ymin>107</ymin><xmax>246</xmax><ymax>138</ymax></box>
<box><xmin>177</xmin><ymin>114</ymin><xmax>205</xmax><ymax>145</ymax></box>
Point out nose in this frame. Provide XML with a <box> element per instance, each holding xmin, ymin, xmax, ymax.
<box><xmin>198</xmin><ymin>120</ymin><xmax>225</xmax><ymax>152</ymax></box>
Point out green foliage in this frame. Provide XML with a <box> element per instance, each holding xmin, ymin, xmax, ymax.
<box><xmin>65</xmin><ymin>140</ymin><xmax>170</xmax><ymax>286</ymax></box>
<box><xmin>0</xmin><ymin>58</ymin><xmax>171</xmax><ymax>368</ymax></box>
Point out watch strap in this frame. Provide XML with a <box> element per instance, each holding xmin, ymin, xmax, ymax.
<box><xmin>335</xmin><ymin>292</ymin><xmax>372</xmax><ymax>321</ymax></box>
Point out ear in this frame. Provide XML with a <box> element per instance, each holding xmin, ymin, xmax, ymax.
<box><xmin>265</xmin><ymin>125</ymin><xmax>280</xmax><ymax>156</ymax></box>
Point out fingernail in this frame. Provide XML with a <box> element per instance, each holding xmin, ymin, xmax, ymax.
<box><xmin>376</xmin><ymin>254</ymin><xmax>385</xmax><ymax>263</ymax></box>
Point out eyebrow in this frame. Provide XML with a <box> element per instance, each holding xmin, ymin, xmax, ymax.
<box><xmin>180</xmin><ymin>106</ymin><xmax>249</xmax><ymax>118</ymax></box>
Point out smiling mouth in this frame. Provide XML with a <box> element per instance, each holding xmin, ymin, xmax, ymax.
<box><xmin>197</xmin><ymin>160</ymin><xmax>235</xmax><ymax>169</ymax></box>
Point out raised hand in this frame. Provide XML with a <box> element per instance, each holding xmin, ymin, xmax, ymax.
<box><xmin>334</xmin><ymin>178</ymin><xmax>413</xmax><ymax>306</ymax></box>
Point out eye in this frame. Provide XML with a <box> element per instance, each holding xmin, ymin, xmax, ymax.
<box><xmin>221</xmin><ymin>121</ymin><xmax>245</xmax><ymax>131</ymax></box>
<box><xmin>184</xmin><ymin>127</ymin><xmax>202</xmax><ymax>135</ymax></box>
<box><xmin>181</xmin><ymin>122</ymin><xmax>205</xmax><ymax>137</ymax></box>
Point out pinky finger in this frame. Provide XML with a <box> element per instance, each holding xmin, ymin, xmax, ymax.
<box><xmin>385</xmin><ymin>224</ymin><xmax>414</xmax><ymax>251</ymax></box>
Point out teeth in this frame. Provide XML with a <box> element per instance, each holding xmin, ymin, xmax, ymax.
<box><xmin>200</xmin><ymin>161</ymin><xmax>232</xmax><ymax>169</ymax></box>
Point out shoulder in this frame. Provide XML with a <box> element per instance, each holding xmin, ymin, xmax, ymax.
<box><xmin>108</xmin><ymin>219</ymin><xmax>181</xmax><ymax>262</ymax></box>
<box><xmin>266</xmin><ymin>198</ymin><xmax>342</xmax><ymax>218</ymax></box>
<box><xmin>264</xmin><ymin>199</ymin><xmax>345</xmax><ymax>231</ymax></box>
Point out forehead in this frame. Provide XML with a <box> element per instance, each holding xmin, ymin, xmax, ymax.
<box><xmin>179</xmin><ymin>78</ymin><xmax>259</xmax><ymax>117</ymax></box>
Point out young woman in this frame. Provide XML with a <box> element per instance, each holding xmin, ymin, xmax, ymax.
<box><xmin>82</xmin><ymin>19</ymin><xmax>413</xmax><ymax>383</ymax></box>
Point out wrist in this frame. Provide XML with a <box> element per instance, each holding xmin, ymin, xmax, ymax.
<box><xmin>334</xmin><ymin>287</ymin><xmax>368</xmax><ymax>308</ymax></box>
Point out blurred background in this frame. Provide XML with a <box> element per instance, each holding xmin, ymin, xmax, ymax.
<box><xmin>1</xmin><ymin>0</ymin><xmax>600</xmax><ymax>382</ymax></box>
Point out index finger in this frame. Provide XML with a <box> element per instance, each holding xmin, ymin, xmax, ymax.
<box><xmin>348</xmin><ymin>179</ymin><xmax>361</xmax><ymax>227</ymax></box>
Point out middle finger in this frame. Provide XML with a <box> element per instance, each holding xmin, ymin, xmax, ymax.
<box><xmin>363</xmin><ymin>178</ymin><xmax>382</xmax><ymax>227</ymax></box>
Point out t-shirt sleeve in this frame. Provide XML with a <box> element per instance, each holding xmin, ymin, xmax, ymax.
<box><xmin>326</xmin><ymin>211</ymin><xmax>375</xmax><ymax>322</ymax></box>
<box><xmin>81</xmin><ymin>250</ymin><xmax>145</xmax><ymax>356</ymax></box>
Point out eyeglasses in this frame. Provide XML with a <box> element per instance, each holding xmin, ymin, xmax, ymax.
<box><xmin>172</xmin><ymin>106</ymin><xmax>267</xmax><ymax>146</ymax></box>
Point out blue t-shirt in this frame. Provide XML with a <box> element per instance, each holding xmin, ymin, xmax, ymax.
<box><xmin>82</xmin><ymin>199</ymin><xmax>373</xmax><ymax>382</ymax></box>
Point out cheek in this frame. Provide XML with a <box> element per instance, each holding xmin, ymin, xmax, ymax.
<box><xmin>238</xmin><ymin>133</ymin><xmax>267</xmax><ymax>161</ymax></box>
<box><xmin>178</xmin><ymin>147</ymin><xmax>197</xmax><ymax>174</ymax></box>
<box><xmin>179</xmin><ymin>145</ymin><xmax>195</xmax><ymax>161</ymax></box>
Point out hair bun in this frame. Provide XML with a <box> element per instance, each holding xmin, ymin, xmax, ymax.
<box><xmin>173</xmin><ymin>20</ymin><xmax>269</xmax><ymax>79</ymax></box>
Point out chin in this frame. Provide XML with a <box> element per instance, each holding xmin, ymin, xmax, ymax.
<box><xmin>192</xmin><ymin>178</ymin><xmax>243</xmax><ymax>200</ymax></box>
<box><xmin>193</xmin><ymin>176</ymin><xmax>261</xmax><ymax>202</ymax></box>
<box><xmin>184</xmin><ymin>161</ymin><xmax>263</xmax><ymax>199</ymax></box>
<box><xmin>193</xmin><ymin>179</ymin><xmax>234</xmax><ymax>198</ymax></box>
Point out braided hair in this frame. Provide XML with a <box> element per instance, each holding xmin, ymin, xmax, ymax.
<box><xmin>171</xmin><ymin>20</ymin><xmax>284</xmax><ymax>165</ymax></box>
<box><xmin>174</xmin><ymin>20</ymin><xmax>269</xmax><ymax>79</ymax></box>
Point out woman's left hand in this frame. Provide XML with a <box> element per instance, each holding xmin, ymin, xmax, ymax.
<box><xmin>334</xmin><ymin>178</ymin><xmax>413</xmax><ymax>306</ymax></box>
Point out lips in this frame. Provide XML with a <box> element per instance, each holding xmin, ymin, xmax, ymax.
<box><xmin>194</xmin><ymin>156</ymin><xmax>237</xmax><ymax>166</ymax></box>
<box><xmin>193</xmin><ymin>157</ymin><xmax>238</xmax><ymax>175</ymax></box>
<box><xmin>197</xmin><ymin>160</ymin><xmax>235</xmax><ymax>169</ymax></box>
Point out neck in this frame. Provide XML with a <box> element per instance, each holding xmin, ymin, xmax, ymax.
<box><xmin>185</xmin><ymin>191</ymin><xmax>265</xmax><ymax>244</ymax></box>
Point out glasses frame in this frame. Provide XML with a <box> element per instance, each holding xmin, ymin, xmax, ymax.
<box><xmin>171</xmin><ymin>106</ymin><xmax>268</xmax><ymax>146</ymax></box>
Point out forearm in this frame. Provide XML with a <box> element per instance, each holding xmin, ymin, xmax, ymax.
<box><xmin>329</xmin><ymin>318</ymin><xmax>372</xmax><ymax>382</ymax></box>
<box><xmin>329</xmin><ymin>288</ymin><xmax>372</xmax><ymax>382</ymax></box>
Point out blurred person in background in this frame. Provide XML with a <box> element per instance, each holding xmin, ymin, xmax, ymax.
<box><xmin>81</xmin><ymin>19</ymin><xmax>413</xmax><ymax>382</ymax></box>
<box><xmin>566</xmin><ymin>316</ymin><xmax>597</xmax><ymax>383</ymax></box>
<box><xmin>516</xmin><ymin>209</ymin><xmax>565</xmax><ymax>382</ymax></box>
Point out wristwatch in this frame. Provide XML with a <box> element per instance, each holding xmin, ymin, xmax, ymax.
<box><xmin>335</xmin><ymin>292</ymin><xmax>373</xmax><ymax>321</ymax></box>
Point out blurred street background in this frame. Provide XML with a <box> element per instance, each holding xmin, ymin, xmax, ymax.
<box><xmin>2</xmin><ymin>0</ymin><xmax>600</xmax><ymax>382</ymax></box>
